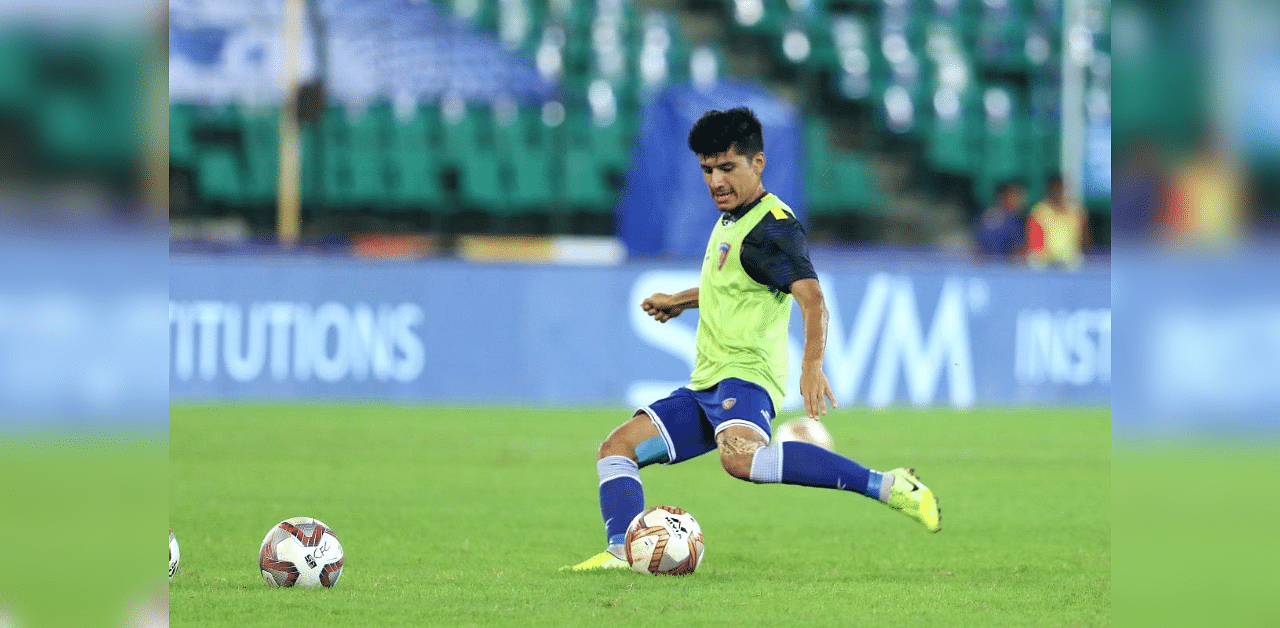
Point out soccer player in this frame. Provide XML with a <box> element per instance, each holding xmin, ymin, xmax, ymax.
<box><xmin>565</xmin><ymin>108</ymin><xmax>941</xmax><ymax>571</ymax></box>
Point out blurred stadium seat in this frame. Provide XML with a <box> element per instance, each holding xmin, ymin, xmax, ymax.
<box><xmin>161</xmin><ymin>0</ymin><xmax>1108</xmax><ymax>243</ymax></box>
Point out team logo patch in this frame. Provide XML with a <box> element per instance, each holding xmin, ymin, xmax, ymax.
<box><xmin>717</xmin><ymin>242</ymin><xmax>731</xmax><ymax>270</ymax></box>
<box><xmin>721</xmin><ymin>398</ymin><xmax>736</xmax><ymax>410</ymax></box>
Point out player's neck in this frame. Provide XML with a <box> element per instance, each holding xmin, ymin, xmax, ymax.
<box><xmin>723</xmin><ymin>189</ymin><xmax>769</xmax><ymax>219</ymax></box>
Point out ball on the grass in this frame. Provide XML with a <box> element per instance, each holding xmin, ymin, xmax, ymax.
<box><xmin>774</xmin><ymin>417</ymin><xmax>835</xmax><ymax>451</ymax></box>
<box><xmin>624</xmin><ymin>505</ymin><xmax>705</xmax><ymax>575</ymax></box>
<box><xmin>258</xmin><ymin>517</ymin><xmax>345</xmax><ymax>588</ymax></box>
<box><xmin>169</xmin><ymin>528</ymin><xmax>180</xmax><ymax>582</ymax></box>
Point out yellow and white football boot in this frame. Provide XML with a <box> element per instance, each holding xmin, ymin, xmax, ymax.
<box><xmin>885</xmin><ymin>467</ymin><xmax>942</xmax><ymax>533</ymax></box>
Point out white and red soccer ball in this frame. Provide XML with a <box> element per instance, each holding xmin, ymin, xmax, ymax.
<box><xmin>258</xmin><ymin>517</ymin><xmax>345</xmax><ymax>588</ymax></box>
<box><xmin>169</xmin><ymin>529</ymin><xmax>180</xmax><ymax>582</ymax></box>
<box><xmin>624</xmin><ymin>505</ymin><xmax>705</xmax><ymax>575</ymax></box>
<box><xmin>774</xmin><ymin>417</ymin><xmax>835</xmax><ymax>451</ymax></box>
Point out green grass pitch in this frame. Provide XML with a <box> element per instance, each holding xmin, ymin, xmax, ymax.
<box><xmin>170</xmin><ymin>405</ymin><xmax>1110</xmax><ymax>627</ymax></box>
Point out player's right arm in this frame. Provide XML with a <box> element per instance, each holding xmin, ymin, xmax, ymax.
<box><xmin>641</xmin><ymin>288</ymin><xmax>699</xmax><ymax>323</ymax></box>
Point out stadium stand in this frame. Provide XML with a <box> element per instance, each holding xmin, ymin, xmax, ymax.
<box><xmin>160</xmin><ymin>0</ymin><xmax>1109</xmax><ymax>243</ymax></box>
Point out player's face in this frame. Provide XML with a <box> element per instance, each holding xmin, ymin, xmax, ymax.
<box><xmin>699</xmin><ymin>148</ymin><xmax>765</xmax><ymax>211</ymax></box>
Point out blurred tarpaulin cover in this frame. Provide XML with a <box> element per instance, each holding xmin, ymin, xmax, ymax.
<box><xmin>168</xmin><ymin>0</ymin><xmax>556</xmax><ymax>107</ymax></box>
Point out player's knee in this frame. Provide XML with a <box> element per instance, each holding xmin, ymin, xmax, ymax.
<box><xmin>597</xmin><ymin>433</ymin><xmax>637</xmax><ymax>461</ymax></box>
<box><xmin>598</xmin><ymin>413</ymin><xmax>647</xmax><ymax>461</ymax></box>
<box><xmin>716</xmin><ymin>431</ymin><xmax>765</xmax><ymax>480</ymax></box>
<box><xmin>720</xmin><ymin>451</ymin><xmax>754</xmax><ymax>481</ymax></box>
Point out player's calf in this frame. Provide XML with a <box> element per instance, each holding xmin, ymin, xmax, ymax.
<box><xmin>596</xmin><ymin>411</ymin><xmax>671</xmax><ymax>554</ymax></box>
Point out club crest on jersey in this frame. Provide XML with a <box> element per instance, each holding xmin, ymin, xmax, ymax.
<box><xmin>721</xmin><ymin>398</ymin><xmax>736</xmax><ymax>410</ymax></box>
<box><xmin>717</xmin><ymin>242</ymin><xmax>731</xmax><ymax>270</ymax></box>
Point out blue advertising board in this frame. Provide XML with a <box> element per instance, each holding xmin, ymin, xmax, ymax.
<box><xmin>170</xmin><ymin>256</ymin><xmax>1110</xmax><ymax>409</ymax></box>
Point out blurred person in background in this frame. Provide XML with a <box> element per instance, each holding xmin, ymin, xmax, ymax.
<box><xmin>1026</xmin><ymin>173</ymin><xmax>1088</xmax><ymax>269</ymax></box>
<box><xmin>1112</xmin><ymin>133</ymin><xmax>1166</xmax><ymax>245</ymax></box>
<box><xmin>974</xmin><ymin>180</ymin><xmax>1028</xmax><ymax>261</ymax></box>
<box><xmin>1161</xmin><ymin>127</ymin><xmax>1248</xmax><ymax>248</ymax></box>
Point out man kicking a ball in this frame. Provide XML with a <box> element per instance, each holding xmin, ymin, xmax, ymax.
<box><xmin>565</xmin><ymin>107</ymin><xmax>940</xmax><ymax>571</ymax></box>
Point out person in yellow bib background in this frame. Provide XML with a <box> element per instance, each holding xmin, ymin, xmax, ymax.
<box><xmin>1026</xmin><ymin>173</ymin><xmax>1088</xmax><ymax>270</ymax></box>
<box><xmin>1160</xmin><ymin>129</ymin><xmax>1247</xmax><ymax>250</ymax></box>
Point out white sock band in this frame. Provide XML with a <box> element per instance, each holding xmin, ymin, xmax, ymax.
<box><xmin>748</xmin><ymin>443</ymin><xmax>784</xmax><ymax>484</ymax></box>
<box><xmin>598</xmin><ymin>455</ymin><xmax>641</xmax><ymax>486</ymax></box>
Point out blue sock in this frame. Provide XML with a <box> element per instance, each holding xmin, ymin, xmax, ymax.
<box><xmin>598</xmin><ymin>456</ymin><xmax>644</xmax><ymax>546</ymax></box>
<box><xmin>750</xmin><ymin>441</ymin><xmax>888</xmax><ymax>500</ymax></box>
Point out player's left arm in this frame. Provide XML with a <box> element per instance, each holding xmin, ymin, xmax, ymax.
<box><xmin>791</xmin><ymin>278</ymin><xmax>837</xmax><ymax>419</ymax></box>
<box><xmin>742</xmin><ymin>211</ymin><xmax>836</xmax><ymax>417</ymax></box>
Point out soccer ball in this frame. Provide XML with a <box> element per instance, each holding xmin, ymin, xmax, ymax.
<box><xmin>258</xmin><ymin>517</ymin><xmax>345</xmax><ymax>588</ymax></box>
<box><xmin>624</xmin><ymin>505</ymin><xmax>705</xmax><ymax>575</ymax></box>
<box><xmin>169</xmin><ymin>529</ymin><xmax>180</xmax><ymax>582</ymax></box>
<box><xmin>774</xmin><ymin>417</ymin><xmax>835</xmax><ymax>451</ymax></box>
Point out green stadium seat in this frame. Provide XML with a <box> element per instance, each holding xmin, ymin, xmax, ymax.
<box><xmin>298</xmin><ymin>125</ymin><xmax>321</xmax><ymax>205</ymax></box>
<box><xmin>348</xmin><ymin>146</ymin><xmax>391</xmax><ymax>205</ymax></box>
<box><xmin>544</xmin><ymin>0</ymin><xmax>592</xmax><ymax>32</ymax></box>
<box><xmin>498</xmin><ymin>107</ymin><xmax>555</xmax><ymax>212</ymax></box>
<box><xmin>557</xmin><ymin>110</ymin><xmax>625</xmax><ymax>213</ymax></box>
<box><xmin>196</xmin><ymin>147</ymin><xmax>244</xmax><ymax>204</ymax></box>
<box><xmin>561</xmin><ymin>148</ymin><xmax>613</xmax><ymax>210</ymax></box>
<box><xmin>804</xmin><ymin>118</ymin><xmax>889</xmax><ymax>215</ymax></box>
<box><xmin>591</xmin><ymin>120</ymin><xmax>633</xmax><ymax>182</ymax></box>
<box><xmin>806</xmin><ymin>159</ymin><xmax>844</xmax><ymax>214</ymax></box>
<box><xmin>926</xmin><ymin>118</ymin><xmax>974</xmax><ymax>175</ymax></box>
<box><xmin>403</xmin><ymin>105</ymin><xmax>438</xmax><ymax>147</ymax></box>
<box><xmin>321</xmin><ymin>106</ymin><xmax>351</xmax><ymax>150</ymax></box>
<box><xmin>387</xmin><ymin>142</ymin><xmax>444</xmax><ymax>210</ymax></box>
<box><xmin>315</xmin><ymin>106</ymin><xmax>395</xmax><ymax>208</ymax></box>
<box><xmin>0</xmin><ymin>29</ymin><xmax>35</xmax><ymax>109</ymax></box>
<box><xmin>1024</xmin><ymin>117</ymin><xmax>1059</xmax><ymax>200</ymax></box>
<box><xmin>976</xmin><ymin>7</ymin><xmax>1032</xmax><ymax>71</ymax></box>
<box><xmin>39</xmin><ymin>91</ymin><xmax>101</xmax><ymax>162</ymax></box>
<box><xmin>459</xmin><ymin>150</ymin><xmax>506</xmax><ymax>209</ymax></box>
<box><xmin>350</xmin><ymin>101</ymin><xmax>395</xmax><ymax>149</ymax></box>
<box><xmin>440</xmin><ymin>107</ymin><xmax>505</xmax><ymax>210</ymax></box>
<box><xmin>169</xmin><ymin>104</ymin><xmax>199</xmax><ymax>167</ymax></box>
<box><xmin>731</xmin><ymin>0</ymin><xmax>789</xmax><ymax>35</ymax></box>
<box><xmin>977</xmin><ymin>119</ymin><xmax>1029</xmax><ymax>207</ymax></box>
<box><xmin>319</xmin><ymin>141</ymin><xmax>354</xmax><ymax>209</ymax></box>
<box><xmin>385</xmin><ymin>106</ymin><xmax>444</xmax><ymax>211</ymax></box>
<box><xmin>804</xmin><ymin>119</ymin><xmax>839</xmax><ymax>213</ymax></box>
<box><xmin>438</xmin><ymin>107</ymin><xmax>489</xmax><ymax>169</ymax></box>
<box><xmin>239</xmin><ymin>108</ymin><xmax>279</xmax><ymax>204</ymax></box>
<box><xmin>837</xmin><ymin>156</ymin><xmax>890</xmax><ymax>214</ymax></box>
<box><xmin>925</xmin><ymin>89</ymin><xmax>981</xmax><ymax>175</ymax></box>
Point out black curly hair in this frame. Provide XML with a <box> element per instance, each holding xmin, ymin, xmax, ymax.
<box><xmin>687</xmin><ymin>107</ymin><xmax>764</xmax><ymax>158</ymax></box>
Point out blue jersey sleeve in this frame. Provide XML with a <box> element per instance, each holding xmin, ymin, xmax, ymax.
<box><xmin>740</xmin><ymin>211</ymin><xmax>818</xmax><ymax>293</ymax></box>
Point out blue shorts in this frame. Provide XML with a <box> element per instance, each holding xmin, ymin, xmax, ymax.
<box><xmin>638</xmin><ymin>378</ymin><xmax>776</xmax><ymax>465</ymax></box>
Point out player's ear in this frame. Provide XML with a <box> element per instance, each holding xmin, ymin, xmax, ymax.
<box><xmin>753</xmin><ymin>151</ymin><xmax>766</xmax><ymax>175</ymax></box>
